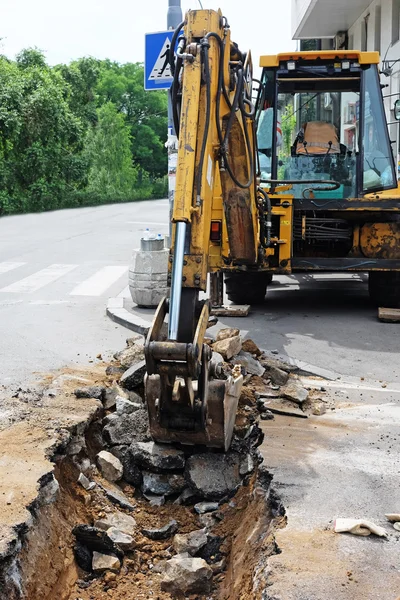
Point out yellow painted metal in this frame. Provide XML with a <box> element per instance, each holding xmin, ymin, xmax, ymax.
<box><xmin>171</xmin><ymin>8</ymin><xmax>259</xmax><ymax>289</ymax></box>
<box><xmin>360</xmin><ymin>223</ymin><xmax>400</xmax><ymax>259</ymax></box>
<box><xmin>172</xmin><ymin>56</ymin><xmax>202</xmax><ymax>223</ymax></box>
<box><xmin>260</xmin><ymin>50</ymin><xmax>380</xmax><ymax>67</ymax></box>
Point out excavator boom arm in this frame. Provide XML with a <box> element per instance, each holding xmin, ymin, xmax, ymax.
<box><xmin>144</xmin><ymin>8</ymin><xmax>260</xmax><ymax>450</ymax></box>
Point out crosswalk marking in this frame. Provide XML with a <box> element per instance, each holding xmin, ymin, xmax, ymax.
<box><xmin>0</xmin><ymin>262</ymin><xmax>25</xmax><ymax>274</ymax></box>
<box><xmin>70</xmin><ymin>266</ymin><xmax>128</xmax><ymax>297</ymax></box>
<box><xmin>0</xmin><ymin>264</ymin><xmax>78</xmax><ymax>293</ymax></box>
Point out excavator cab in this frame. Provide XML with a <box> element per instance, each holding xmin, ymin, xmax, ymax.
<box><xmin>256</xmin><ymin>52</ymin><xmax>397</xmax><ymax>197</ymax></box>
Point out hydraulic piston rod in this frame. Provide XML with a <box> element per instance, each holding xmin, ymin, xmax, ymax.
<box><xmin>168</xmin><ymin>221</ymin><xmax>187</xmax><ymax>340</ymax></box>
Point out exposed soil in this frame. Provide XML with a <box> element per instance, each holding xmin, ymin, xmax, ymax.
<box><xmin>0</xmin><ymin>345</ymin><xmax>291</xmax><ymax>600</ymax></box>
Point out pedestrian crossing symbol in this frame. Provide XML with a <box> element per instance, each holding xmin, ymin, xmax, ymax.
<box><xmin>145</xmin><ymin>29</ymin><xmax>183</xmax><ymax>91</ymax></box>
<box><xmin>149</xmin><ymin>37</ymin><xmax>172</xmax><ymax>83</ymax></box>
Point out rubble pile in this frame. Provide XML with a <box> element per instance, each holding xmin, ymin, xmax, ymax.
<box><xmin>62</xmin><ymin>331</ymin><xmax>271</xmax><ymax>597</ymax></box>
<box><xmin>60</xmin><ymin>329</ymin><xmax>330</xmax><ymax>598</ymax></box>
<box><xmin>1</xmin><ymin>329</ymin><xmax>325</xmax><ymax>599</ymax></box>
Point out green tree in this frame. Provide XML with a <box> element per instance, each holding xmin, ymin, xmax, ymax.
<box><xmin>96</xmin><ymin>62</ymin><xmax>168</xmax><ymax>179</ymax></box>
<box><xmin>83</xmin><ymin>102</ymin><xmax>140</xmax><ymax>200</ymax></box>
<box><xmin>0</xmin><ymin>51</ymin><xmax>86</xmax><ymax>214</ymax></box>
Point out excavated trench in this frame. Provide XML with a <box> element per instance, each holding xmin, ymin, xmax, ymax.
<box><xmin>0</xmin><ymin>336</ymin><xmax>294</xmax><ymax>600</ymax></box>
<box><xmin>4</xmin><ymin>425</ymin><xmax>285</xmax><ymax>600</ymax></box>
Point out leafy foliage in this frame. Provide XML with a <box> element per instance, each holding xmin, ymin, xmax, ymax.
<box><xmin>0</xmin><ymin>49</ymin><xmax>168</xmax><ymax>215</ymax></box>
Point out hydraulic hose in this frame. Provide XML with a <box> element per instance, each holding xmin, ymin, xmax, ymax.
<box><xmin>258</xmin><ymin>187</ymin><xmax>272</xmax><ymax>248</ymax></box>
<box><xmin>196</xmin><ymin>38</ymin><xmax>212</xmax><ymax>205</ymax></box>
<box><xmin>168</xmin><ymin>21</ymin><xmax>185</xmax><ymax>76</ymax></box>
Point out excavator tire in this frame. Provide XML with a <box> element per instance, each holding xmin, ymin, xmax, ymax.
<box><xmin>224</xmin><ymin>272</ymin><xmax>272</xmax><ymax>305</ymax></box>
<box><xmin>368</xmin><ymin>271</ymin><xmax>400</xmax><ymax>308</ymax></box>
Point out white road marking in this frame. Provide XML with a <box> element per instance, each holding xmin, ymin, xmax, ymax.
<box><xmin>70</xmin><ymin>266</ymin><xmax>128</xmax><ymax>297</ymax></box>
<box><xmin>301</xmin><ymin>377</ymin><xmax>400</xmax><ymax>394</ymax></box>
<box><xmin>117</xmin><ymin>285</ymin><xmax>131</xmax><ymax>299</ymax></box>
<box><xmin>127</xmin><ymin>221</ymin><xmax>168</xmax><ymax>227</ymax></box>
<box><xmin>0</xmin><ymin>264</ymin><xmax>77</xmax><ymax>293</ymax></box>
<box><xmin>0</xmin><ymin>262</ymin><xmax>25</xmax><ymax>274</ymax></box>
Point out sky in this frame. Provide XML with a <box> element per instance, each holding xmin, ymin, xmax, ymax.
<box><xmin>1</xmin><ymin>0</ymin><xmax>295</xmax><ymax>70</ymax></box>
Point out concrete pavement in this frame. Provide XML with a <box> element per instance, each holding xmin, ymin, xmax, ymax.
<box><xmin>0</xmin><ymin>200</ymin><xmax>169</xmax><ymax>387</ymax></box>
<box><xmin>261</xmin><ymin>383</ymin><xmax>400</xmax><ymax>600</ymax></box>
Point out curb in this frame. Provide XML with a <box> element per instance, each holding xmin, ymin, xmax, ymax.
<box><xmin>106</xmin><ymin>297</ymin><xmax>152</xmax><ymax>337</ymax></box>
<box><xmin>106</xmin><ymin>297</ymin><xmax>337</xmax><ymax>381</ymax></box>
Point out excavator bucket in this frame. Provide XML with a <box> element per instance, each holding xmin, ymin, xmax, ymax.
<box><xmin>144</xmin><ymin>297</ymin><xmax>243</xmax><ymax>451</ymax></box>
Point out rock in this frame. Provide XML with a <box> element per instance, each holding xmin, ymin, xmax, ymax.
<box><xmin>198</xmin><ymin>513</ymin><xmax>218</xmax><ymax>529</ymax></box>
<box><xmin>142</xmin><ymin>472</ymin><xmax>186</xmax><ymax>496</ymax></box>
<box><xmin>94</xmin><ymin>511</ymin><xmax>137</xmax><ymax>537</ymax></box>
<box><xmin>185</xmin><ymin>453</ymin><xmax>241</xmax><ymax>499</ymax></box>
<box><xmin>97</xmin><ymin>451</ymin><xmax>123</xmax><ymax>482</ymax></box>
<box><xmin>311</xmin><ymin>400</ymin><xmax>326</xmax><ymax>416</ymax></box>
<box><xmin>232</xmin><ymin>351</ymin><xmax>265</xmax><ymax>376</ymax></box>
<box><xmin>261</xmin><ymin>356</ymin><xmax>298</xmax><ymax>373</ymax></box>
<box><xmin>103</xmin><ymin>386</ymin><xmax>120</xmax><ymax>410</ymax></box>
<box><xmin>173</xmin><ymin>530</ymin><xmax>208</xmax><ymax>556</ymax></box>
<box><xmin>194</xmin><ymin>502</ymin><xmax>219</xmax><ymax>514</ymax></box>
<box><xmin>103</xmin><ymin>385</ymin><xmax>141</xmax><ymax>410</ymax></box>
<box><xmin>174</xmin><ymin>488</ymin><xmax>201</xmax><ymax>506</ymax></box>
<box><xmin>260</xmin><ymin>410</ymin><xmax>275</xmax><ymax>420</ymax></box>
<box><xmin>74</xmin><ymin>386</ymin><xmax>105</xmax><ymax>400</ymax></box>
<box><xmin>267</xmin><ymin>366</ymin><xmax>289</xmax><ymax>387</ymax></box>
<box><xmin>212</xmin><ymin>336</ymin><xmax>242</xmax><ymax>361</ymax></box>
<box><xmin>142</xmin><ymin>519</ymin><xmax>178</xmax><ymax>540</ymax></box>
<box><xmin>211</xmin><ymin>557</ymin><xmax>227</xmax><ymax>574</ymax></box>
<box><xmin>114</xmin><ymin>342</ymin><xmax>145</xmax><ymax>369</ymax></box>
<box><xmin>197</xmin><ymin>535</ymin><xmax>224</xmax><ymax>563</ymax></box>
<box><xmin>78</xmin><ymin>473</ymin><xmax>96</xmax><ymax>491</ymax></box>
<box><xmin>103</xmin><ymin>409</ymin><xmax>150</xmax><ymax>446</ymax></box>
<box><xmin>239</xmin><ymin>454</ymin><xmax>255</xmax><ymax>476</ymax></box>
<box><xmin>242</xmin><ymin>339</ymin><xmax>262</xmax><ymax>356</ymax></box>
<box><xmin>92</xmin><ymin>552</ymin><xmax>121</xmax><ymax>573</ymax></box>
<box><xmin>106</xmin><ymin>527</ymin><xmax>135</xmax><ymax>551</ymax></box>
<box><xmin>161</xmin><ymin>555</ymin><xmax>213</xmax><ymax>595</ymax></box>
<box><xmin>281</xmin><ymin>381</ymin><xmax>309</xmax><ymax>405</ymax></box>
<box><xmin>101</xmin><ymin>486</ymin><xmax>136</xmax><ymax>511</ymax></box>
<box><xmin>72</xmin><ymin>525</ymin><xmax>122</xmax><ymax>558</ymax></box>
<box><xmin>105</xmin><ymin>365</ymin><xmax>125</xmax><ymax>378</ymax></box>
<box><xmin>120</xmin><ymin>360</ymin><xmax>147</xmax><ymax>390</ymax></box>
<box><xmin>143</xmin><ymin>492</ymin><xmax>165</xmax><ymax>506</ymax></box>
<box><xmin>116</xmin><ymin>396</ymin><xmax>142</xmax><ymax>415</ymax></box>
<box><xmin>215</xmin><ymin>328</ymin><xmax>240</xmax><ymax>342</ymax></box>
<box><xmin>111</xmin><ymin>446</ymin><xmax>143</xmax><ymax>487</ymax></box>
<box><xmin>74</xmin><ymin>541</ymin><xmax>92</xmax><ymax>572</ymax></box>
<box><xmin>262</xmin><ymin>399</ymin><xmax>307</xmax><ymax>419</ymax></box>
<box><xmin>129</xmin><ymin>441</ymin><xmax>185</xmax><ymax>472</ymax></box>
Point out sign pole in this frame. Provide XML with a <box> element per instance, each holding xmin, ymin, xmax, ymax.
<box><xmin>167</xmin><ymin>0</ymin><xmax>182</xmax><ymax>240</ymax></box>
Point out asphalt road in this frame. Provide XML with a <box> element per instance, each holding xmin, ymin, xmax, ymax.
<box><xmin>1</xmin><ymin>199</ymin><xmax>399</xmax><ymax>389</ymax></box>
<box><xmin>221</xmin><ymin>272</ymin><xmax>400</xmax><ymax>385</ymax></box>
<box><xmin>0</xmin><ymin>200</ymin><xmax>169</xmax><ymax>388</ymax></box>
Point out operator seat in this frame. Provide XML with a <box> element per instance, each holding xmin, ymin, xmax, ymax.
<box><xmin>292</xmin><ymin>121</ymin><xmax>342</xmax><ymax>156</ymax></box>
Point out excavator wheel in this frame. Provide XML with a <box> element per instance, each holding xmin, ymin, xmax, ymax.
<box><xmin>225</xmin><ymin>272</ymin><xmax>272</xmax><ymax>305</ymax></box>
<box><xmin>368</xmin><ymin>271</ymin><xmax>400</xmax><ymax>308</ymax></box>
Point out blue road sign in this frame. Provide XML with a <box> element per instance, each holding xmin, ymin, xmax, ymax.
<box><xmin>144</xmin><ymin>30</ymin><xmax>182</xmax><ymax>91</ymax></box>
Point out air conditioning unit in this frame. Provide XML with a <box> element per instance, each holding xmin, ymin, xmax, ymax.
<box><xmin>334</xmin><ymin>31</ymin><xmax>348</xmax><ymax>50</ymax></box>
<box><xmin>324</xmin><ymin>93</ymin><xmax>332</xmax><ymax>109</ymax></box>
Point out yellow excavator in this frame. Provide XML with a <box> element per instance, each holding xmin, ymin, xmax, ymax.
<box><xmin>144</xmin><ymin>8</ymin><xmax>400</xmax><ymax>450</ymax></box>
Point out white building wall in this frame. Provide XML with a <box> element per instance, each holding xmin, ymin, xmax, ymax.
<box><xmin>347</xmin><ymin>0</ymin><xmax>400</xmax><ymax>154</ymax></box>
